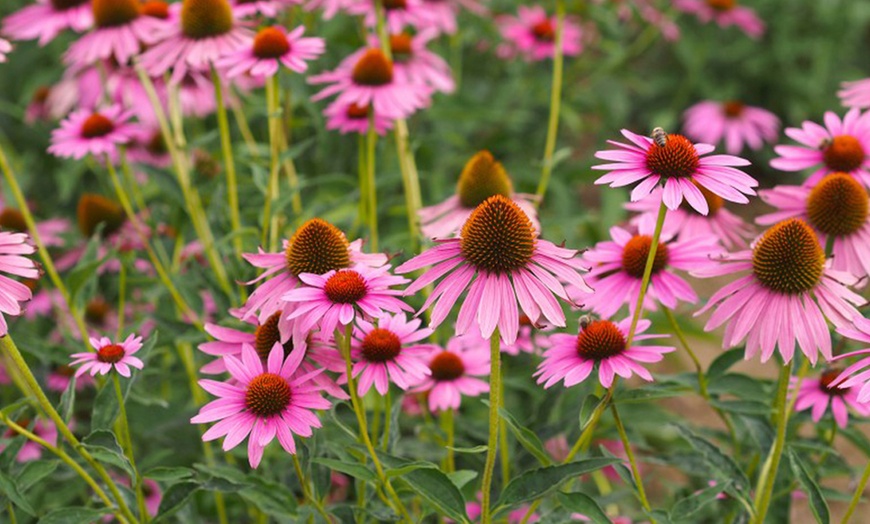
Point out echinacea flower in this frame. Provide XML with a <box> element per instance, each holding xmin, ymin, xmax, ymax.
<box><xmin>502</xmin><ymin>315</ymin><xmax>548</xmax><ymax>355</ymax></box>
<box><xmin>535</xmin><ymin>317</ymin><xmax>674</xmax><ymax>388</ymax></box>
<box><xmin>70</xmin><ymin>334</ymin><xmax>145</xmax><ymax>377</ymax></box>
<box><xmin>462</xmin><ymin>492</ymin><xmax>539</xmax><ymax>523</ymax></box>
<box><xmin>0</xmin><ymin>39</ymin><xmax>11</xmax><ymax>62</ymax></box>
<box><xmin>64</xmin><ymin>0</ymin><xmax>168</xmax><ymax>66</ymax></box>
<box><xmin>419</xmin><ymin>150</ymin><xmax>540</xmax><ymax>239</ymax></box>
<box><xmin>683</xmin><ymin>100</ymin><xmax>780</xmax><ymax>155</ymax></box>
<box><xmin>771</xmin><ymin>108</ymin><xmax>870</xmax><ymax>187</ymax></box>
<box><xmin>303</xmin><ymin>0</ymin><xmax>348</xmax><ymax>19</ymax></box>
<box><xmin>792</xmin><ymin>369</ymin><xmax>870</xmax><ymax>428</ymax></box>
<box><xmin>379</xmin><ymin>30</ymin><xmax>454</xmax><ymax>94</ymax></box>
<box><xmin>191</xmin><ymin>343</ymin><xmax>331</xmax><ymax>468</ymax></box>
<box><xmin>397</xmin><ymin>195</ymin><xmax>592</xmax><ymax>345</ymax></box>
<box><xmin>2</xmin><ymin>0</ymin><xmax>93</xmax><ymax>46</ymax></box>
<box><xmin>577</xmin><ymin>224</ymin><xmax>721</xmax><ymax>318</ymax></box>
<box><xmin>1</xmin><ymin>419</ymin><xmax>58</xmax><ymax>462</ymax></box>
<box><xmin>0</xmin><ymin>232</ymin><xmax>39</xmax><ymax>336</ymax></box>
<box><xmin>48</xmin><ymin>105</ymin><xmax>138</xmax><ymax>160</ymax></box>
<box><xmin>673</xmin><ymin>0</ymin><xmax>765</xmax><ymax>39</ymax></box>
<box><xmin>347</xmin><ymin>0</ymin><xmax>436</xmax><ymax>34</ymax></box>
<box><xmin>412</xmin><ymin>331</ymin><xmax>490</xmax><ymax>412</ymax></box>
<box><xmin>323</xmin><ymin>100</ymin><xmax>395</xmax><ymax>135</ymax></box>
<box><xmin>694</xmin><ymin>218</ymin><xmax>863</xmax><ymax>364</ymax></box>
<box><xmin>757</xmin><ymin>174</ymin><xmax>870</xmax><ymax>280</ymax></box>
<box><xmin>593</xmin><ymin>128</ymin><xmax>757</xmax><ymax>215</ymax></box>
<box><xmin>0</xmin><ymin>206</ymin><xmax>70</xmax><ymax>248</ymax></box>
<box><xmin>496</xmin><ymin>6</ymin><xmax>583</xmax><ymax>62</ymax></box>
<box><xmin>47</xmin><ymin>364</ymin><xmax>95</xmax><ymax>392</ymax></box>
<box><xmin>230</xmin><ymin>0</ymin><xmax>296</xmax><ymax>17</ymax></box>
<box><xmin>827</xmin><ymin>316</ymin><xmax>870</xmax><ymax>403</ymax></box>
<box><xmin>839</xmin><ymin>78</ymin><xmax>870</xmax><ymax>109</ymax></box>
<box><xmin>217</xmin><ymin>25</ymin><xmax>324</xmax><ymax>79</ymax></box>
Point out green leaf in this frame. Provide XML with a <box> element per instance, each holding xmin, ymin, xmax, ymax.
<box><xmin>709</xmin><ymin>400</ymin><xmax>769</xmax><ymax>415</ymax></box>
<box><xmin>144</xmin><ymin>466</ymin><xmax>195</xmax><ymax>483</ymax></box>
<box><xmin>670</xmin><ymin>481</ymin><xmax>728</xmax><ymax>521</ymax></box>
<box><xmin>58</xmin><ymin>376</ymin><xmax>76</xmax><ymax>423</ymax></box>
<box><xmin>312</xmin><ymin>458</ymin><xmax>377</xmax><ymax>482</ymax></box>
<box><xmin>82</xmin><ymin>430</ymin><xmax>134</xmax><ymax>480</ymax></box>
<box><xmin>788</xmin><ymin>449</ymin><xmax>830</xmax><ymax>524</ymax></box>
<box><xmin>707</xmin><ymin>348</ymin><xmax>744</xmax><ymax>378</ymax></box>
<box><xmin>614</xmin><ymin>382</ymin><xmax>690</xmax><ymax>403</ymax></box>
<box><xmin>154</xmin><ymin>481</ymin><xmax>201</xmax><ymax>521</ymax></box>
<box><xmin>0</xmin><ymin>469</ymin><xmax>35</xmax><ymax>516</ymax></box>
<box><xmin>445</xmin><ymin>445</ymin><xmax>488</xmax><ymax>454</ymax></box>
<box><xmin>447</xmin><ymin>470</ymin><xmax>478</xmax><ymax>490</ymax></box>
<box><xmin>38</xmin><ymin>507</ymin><xmax>110</xmax><ymax>523</ymax></box>
<box><xmin>239</xmin><ymin>476</ymin><xmax>298</xmax><ymax>517</ymax></box>
<box><xmin>840</xmin><ymin>426</ymin><xmax>870</xmax><ymax>458</ymax></box>
<box><xmin>496</xmin><ymin>405</ymin><xmax>552</xmax><ymax>466</ymax></box>
<box><xmin>557</xmin><ymin>492</ymin><xmax>612</xmax><ymax>524</ymax></box>
<box><xmin>381</xmin><ymin>453</ymin><xmax>467</xmax><ymax>522</ymax></box>
<box><xmin>579</xmin><ymin>394</ymin><xmax>601</xmax><ymax>431</ymax></box>
<box><xmin>494</xmin><ymin>458</ymin><xmax>621</xmax><ymax>509</ymax></box>
<box><xmin>15</xmin><ymin>460</ymin><xmax>59</xmax><ymax>492</ymax></box>
<box><xmin>385</xmin><ymin>460</ymin><xmax>438</xmax><ymax>478</ymax></box>
<box><xmin>673</xmin><ymin>425</ymin><xmax>752</xmax><ymax>507</ymax></box>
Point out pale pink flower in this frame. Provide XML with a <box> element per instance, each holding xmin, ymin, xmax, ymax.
<box><xmin>47</xmin><ymin>365</ymin><xmax>95</xmax><ymax>392</ymax></box>
<box><xmin>674</xmin><ymin>0</ymin><xmax>765</xmax><ymax>39</ymax></box>
<box><xmin>839</xmin><ymin>78</ymin><xmax>870</xmax><ymax>109</ymax></box>
<box><xmin>827</xmin><ymin>316</ymin><xmax>870</xmax><ymax>403</ymax></box>
<box><xmin>373</xmin><ymin>29</ymin><xmax>455</xmax><ymax>94</ymax></box>
<box><xmin>303</xmin><ymin>0</ymin><xmax>348</xmax><ymax>19</ymax></box>
<box><xmin>323</xmin><ymin>100</ymin><xmax>395</xmax><ymax>135</ymax></box>
<box><xmin>48</xmin><ymin>105</ymin><xmax>138</xmax><ymax>160</ymax></box>
<box><xmin>347</xmin><ymin>0</ymin><xmax>437</xmax><ymax>33</ymax></box>
<box><xmin>791</xmin><ymin>369</ymin><xmax>870</xmax><ymax>428</ymax></box>
<box><xmin>230</xmin><ymin>0</ymin><xmax>298</xmax><ymax>17</ymax></box>
<box><xmin>217</xmin><ymin>25</ymin><xmax>325</xmax><ymax>79</ymax></box>
<box><xmin>0</xmin><ymin>39</ymin><xmax>11</xmax><ymax>62</ymax></box>
<box><xmin>683</xmin><ymin>100</ymin><xmax>780</xmax><ymax>155</ymax></box>
<box><xmin>70</xmin><ymin>334</ymin><xmax>145</xmax><ymax>377</ymax></box>
<box><xmin>412</xmin><ymin>332</ymin><xmax>490</xmax><ymax>412</ymax></box>
<box><xmin>496</xmin><ymin>6</ymin><xmax>583</xmax><ymax>61</ymax></box>
<box><xmin>64</xmin><ymin>0</ymin><xmax>168</xmax><ymax>66</ymax></box>
<box><xmin>1</xmin><ymin>419</ymin><xmax>58</xmax><ymax>462</ymax></box>
<box><xmin>3</xmin><ymin>0</ymin><xmax>93</xmax><ymax>46</ymax></box>
<box><xmin>462</xmin><ymin>492</ymin><xmax>539</xmax><ymax>523</ymax></box>
<box><xmin>0</xmin><ymin>205</ymin><xmax>70</xmax><ymax>248</ymax></box>
<box><xmin>0</xmin><ymin>232</ymin><xmax>39</xmax><ymax>336</ymax></box>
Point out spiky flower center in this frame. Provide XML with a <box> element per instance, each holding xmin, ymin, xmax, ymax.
<box><xmin>531</xmin><ymin>20</ymin><xmax>555</xmax><ymax>42</ymax></box>
<box><xmin>351</xmin><ymin>49</ymin><xmax>394</xmax><ymax>87</ymax></box>
<box><xmin>822</xmin><ymin>135</ymin><xmax>865</xmax><ymax>173</ymax></box>
<box><xmin>621</xmin><ymin>235</ymin><xmax>669</xmax><ymax>279</ymax></box>
<box><xmin>682</xmin><ymin>180</ymin><xmax>724</xmax><ymax>215</ymax></box>
<box><xmin>382</xmin><ymin>0</ymin><xmax>407</xmax><ymax>10</ymax></box>
<box><xmin>361</xmin><ymin>328</ymin><xmax>402</xmax><ymax>362</ymax></box>
<box><xmin>146</xmin><ymin>130</ymin><xmax>167</xmax><ymax>155</ymax></box>
<box><xmin>245</xmin><ymin>373</ymin><xmax>291</xmax><ymax>417</ymax></box>
<box><xmin>85</xmin><ymin>298</ymin><xmax>111</xmax><ymax>326</ymax></box>
<box><xmin>51</xmin><ymin>0</ymin><xmax>88</xmax><ymax>10</ymax></box>
<box><xmin>819</xmin><ymin>369</ymin><xmax>848</xmax><ymax>397</ymax></box>
<box><xmin>390</xmin><ymin>33</ymin><xmax>413</xmax><ymax>62</ymax></box>
<box><xmin>252</xmin><ymin>27</ymin><xmax>289</xmax><ymax>59</ymax></box>
<box><xmin>456</xmin><ymin>151</ymin><xmax>514</xmax><ymax>208</ymax></box>
<box><xmin>141</xmin><ymin>1</ymin><xmax>170</xmax><ymax>18</ymax></box>
<box><xmin>81</xmin><ymin>113</ymin><xmax>115</xmax><ymax>138</ymax></box>
<box><xmin>181</xmin><ymin>0</ymin><xmax>234</xmax><ymax>39</ymax></box>
<box><xmin>346</xmin><ymin>103</ymin><xmax>370</xmax><ymax>119</ymax></box>
<box><xmin>324</xmin><ymin>270</ymin><xmax>368</xmax><ymax>304</ymax></box>
<box><xmin>254</xmin><ymin>311</ymin><xmax>291</xmax><ymax>360</ymax></box>
<box><xmin>706</xmin><ymin>0</ymin><xmax>735</xmax><ymax>10</ymax></box>
<box><xmin>284</xmin><ymin>218</ymin><xmax>351</xmax><ymax>276</ymax></box>
<box><xmin>92</xmin><ymin>0</ymin><xmax>140</xmax><ymax>28</ymax></box>
<box><xmin>645</xmin><ymin>134</ymin><xmax>700</xmax><ymax>179</ymax></box>
<box><xmin>576</xmin><ymin>320</ymin><xmax>626</xmax><ymax>361</ymax></box>
<box><xmin>0</xmin><ymin>209</ymin><xmax>27</xmax><ymax>233</ymax></box>
<box><xmin>429</xmin><ymin>351</ymin><xmax>465</xmax><ymax>381</ymax></box>
<box><xmin>752</xmin><ymin>219</ymin><xmax>824</xmax><ymax>294</ymax></box>
<box><xmin>77</xmin><ymin>194</ymin><xmax>126</xmax><ymax>237</ymax></box>
<box><xmin>722</xmin><ymin>100</ymin><xmax>744</xmax><ymax>118</ymax></box>
<box><xmin>807</xmin><ymin>173</ymin><xmax>868</xmax><ymax>237</ymax></box>
<box><xmin>460</xmin><ymin>195</ymin><xmax>536</xmax><ymax>274</ymax></box>
<box><xmin>97</xmin><ymin>344</ymin><xmax>125</xmax><ymax>364</ymax></box>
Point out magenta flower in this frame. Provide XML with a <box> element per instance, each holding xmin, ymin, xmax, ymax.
<box><xmin>577</xmin><ymin>224</ymin><xmax>721</xmax><ymax>319</ymax></box>
<box><xmin>839</xmin><ymin>78</ymin><xmax>870</xmax><ymax>109</ymax></box>
<box><xmin>0</xmin><ymin>232</ymin><xmax>39</xmax><ymax>336</ymax></box>
<box><xmin>0</xmin><ymin>206</ymin><xmax>69</xmax><ymax>248</ymax></box>
<box><xmin>2</xmin><ymin>0</ymin><xmax>93</xmax><ymax>46</ymax></box>
<box><xmin>694</xmin><ymin>219</ymin><xmax>863</xmax><ymax>364</ymax></box>
<box><xmin>191</xmin><ymin>343</ymin><xmax>331</xmax><ymax>468</ymax></box>
<box><xmin>1</xmin><ymin>419</ymin><xmax>58</xmax><ymax>463</ymax></box>
<box><xmin>673</xmin><ymin>0</ymin><xmax>765</xmax><ymax>39</ymax></box>
<box><xmin>593</xmin><ymin>129</ymin><xmax>756</xmax><ymax>215</ymax></box>
<box><xmin>376</xmin><ymin>29</ymin><xmax>455</xmax><ymax>94</ymax></box>
<box><xmin>462</xmin><ymin>492</ymin><xmax>539</xmax><ymax>523</ymax></box>
<box><xmin>217</xmin><ymin>25</ymin><xmax>325</xmax><ymax>79</ymax></box>
<box><xmin>303</xmin><ymin>0</ymin><xmax>348</xmax><ymax>19</ymax></box>
<box><xmin>757</xmin><ymin>174</ymin><xmax>870</xmax><ymax>280</ymax></box>
<box><xmin>535</xmin><ymin>317</ymin><xmax>674</xmax><ymax>389</ymax></box>
<box><xmin>496</xmin><ymin>6</ymin><xmax>583</xmax><ymax>62</ymax></box>
<box><xmin>70</xmin><ymin>334</ymin><xmax>145</xmax><ymax>377</ymax></box>
<box><xmin>770</xmin><ymin>108</ymin><xmax>870</xmax><ymax>187</ymax></box>
<box><xmin>48</xmin><ymin>105</ymin><xmax>138</xmax><ymax>160</ymax></box>
<box><xmin>47</xmin><ymin>365</ymin><xmax>95</xmax><ymax>392</ymax></box>
<box><xmin>323</xmin><ymin>100</ymin><xmax>396</xmax><ymax>135</ymax></box>
<box><xmin>792</xmin><ymin>369</ymin><xmax>870</xmax><ymax>428</ymax></box>
<box><xmin>827</xmin><ymin>317</ymin><xmax>870</xmax><ymax>403</ymax></box>
<box><xmin>397</xmin><ymin>195</ymin><xmax>592</xmax><ymax>345</ymax></box>
<box><xmin>64</xmin><ymin>0</ymin><xmax>168</xmax><ymax>67</ymax></box>
<box><xmin>502</xmin><ymin>315</ymin><xmax>549</xmax><ymax>356</ymax></box>
<box><xmin>412</xmin><ymin>332</ymin><xmax>490</xmax><ymax>412</ymax></box>
<box><xmin>229</xmin><ymin>0</ymin><xmax>296</xmax><ymax>17</ymax></box>
<box><xmin>347</xmin><ymin>0</ymin><xmax>437</xmax><ymax>34</ymax></box>
<box><xmin>683</xmin><ymin>100</ymin><xmax>780</xmax><ymax>155</ymax></box>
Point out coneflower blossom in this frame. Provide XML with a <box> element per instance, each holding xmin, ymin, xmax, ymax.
<box><xmin>536</xmin><ymin>318</ymin><xmax>674</xmax><ymax>388</ymax></box>
<box><xmin>791</xmin><ymin>369</ymin><xmax>870</xmax><ymax>428</ymax></box>
<box><xmin>694</xmin><ymin>218</ymin><xmax>863</xmax><ymax>364</ymax></box>
<box><xmin>0</xmin><ymin>206</ymin><xmax>70</xmax><ymax>248</ymax></box>
<box><xmin>375</xmin><ymin>30</ymin><xmax>455</xmax><ymax>94</ymax></box>
<box><xmin>683</xmin><ymin>100</ymin><xmax>780</xmax><ymax>155</ymax></box>
<box><xmin>496</xmin><ymin>6</ymin><xmax>583</xmax><ymax>62</ymax></box>
<box><xmin>64</xmin><ymin>0</ymin><xmax>167</xmax><ymax>66</ymax></box>
<box><xmin>3</xmin><ymin>0</ymin><xmax>93</xmax><ymax>46</ymax></box>
<box><xmin>323</xmin><ymin>100</ymin><xmax>395</xmax><ymax>135</ymax></box>
<box><xmin>346</xmin><ymin>0</ymin><xmax>436</xmax><ymax>34</ymax></box>
<box><xmin>303</xmin><ymin>0</ymin><xmax>347</xmax><ymax>19</ymax></box>
<box><xmin>758</xmin><ymin>174</ymin><xmax>870</xmax><ymax>280</ymax></box>
<box><xmin>70</xmin><ymin>334</ymin><xmax>145</xmax><ymax>377</ymax></box>
<box><xmin>397</xmin><ymin>195</ymin><xmax>592</xmax><ymax>345</ymax></box>
<box><xmin>0</xmin><ymin>232</ymin><xmax>39</xmax><ymax>336</ymax></box>
<box><xmin>0</xmin><ymin>39</ymin><xmax>11</xmax><ymax>62</ymax></box>
<box><xmin>217</xmin><ymin>25</ymin><xmax>325</xmax><ymax>79</ymax></box>
<box><xmin>828</xmin><ymin>317</ymin><xmax>870</xmax><ymax>403</ymax></box>
<box><xmin>229</xmin><ymin>0</ymin><xmax>295</xmax><ymax>17</ymax></box>
<box><xmin>771</xmin><ymin>108</ymin><xmax>870</xmax><ymax>187</ymax></box>
<box><xmin>839</xmin><ymin>78</ymin><xmax>870</xmax><ymax>109</ymax></box>
<box><xmin>577</xmin><ymin>224</ymin><xmax>721</xmax><ymax>319</ymax></box>
<box><xmin>0</xmin><ymin>419</ymin><xmax>58</xmax><ymax>463</ymax></box>
<box><xmin>673</xmin><ymin>0</ymin><xmax>765</xmax><ymax>39</ymax></box>
<box><xmin>191</xmin><ymin>343</ymin><xmax>331</xmax><ymax>468</ymax></box>
<box><xmin>593</xmin><ymin>128</ymin><xmax>756</xmax><ymax>215</ymax></box>
<box><xmin>502</xmin><ymin>315</ymin><xmax>548</xmax><ymax>355</ymax></box>
<box><xmin>412</xmin><ymin>332</ymin><xmax>490</xmax><ymax>412</ymax></box>
<box><xmin>48</xmin><ymin>105</ymin><xmax>138</xmax><ymax>160</ymax></box>
<box><xmin>47</xmin><ymin>364</ymin><xmax>95</xmax><ymax>392</ymax></box>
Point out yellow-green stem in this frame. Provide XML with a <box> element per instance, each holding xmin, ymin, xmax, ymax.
<box><xmin>113</xmin><ymin>374</ymin><xmax>147</xmax><ymax>522</ymax></box>
<box><xmin>381</xmin><ymin>388</ymin><xmax>392</xmax><ymax>451</ymax></box>
<box><xmin>357</xmin><ymin>133</ymin><xmax>369</xmax><ymax>232</ymax></box>
<box><xmin>480</xmin><ymin>329</ymin><xmax>501</xmax><ymax>524</ymax></box>
<box><xmin>365</xmin><ymin>116</ymin><xmax>379</xmax><ymax>251</ymax></box>
<box><xmin>499</xmin><ymin>367</ymin><xmax>510</xmax><ymax>487</ymax></box>
<box><xmin>262</xmin><ymin>75</ymin><xmax>282</xmax><ymax>249</ymax></box>
<box><xmin>211</xmin><ymin>65</ymin><xmax>243</xmax><ymax>259</ymax></box>
<box><xmin>119</xmin><ymin>149</ymin><xmax>147</xmax><ymax>212</ymax></box>
<box><xmin>626</xmin><ymin>200</ymin><xmax>667</xmax><ymax>347</ymax></box>
<box><xmin>442</xmin><ymin>409</ymin><xmax>455</xmax><ymax>472</ymax></box>
<box><xmin>611</xmin><ymin>403</ymin><xmax>654</xmax><ymax>519</ymax></box>
<box><xmin>117</xmin><ymin>261</ymin><xmax>127</xmax><ymax>339</ymax></box>
<box><xmin>842</xmin><ymin>459</ymin><xmax>870</xmax><ymax>524</ymax></box>
<box><xmin>534</xmin><ymin>0</ymin><xmax>565</xmax><ymax>205</ymax></box>
<box><xmin>293</xmin><ymin>453</ymin><xmax>333</xmax><ymax>523</ymax></box>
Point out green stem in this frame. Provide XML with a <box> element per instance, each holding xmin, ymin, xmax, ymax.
<box><xmin>357</xmin><ymin>133</ymin><xmax>369</xmax><ymax>233</ymax></box>
<box><xmin>365</xmin><ymin>116</ymin><xmax>379</xmax><ymax>251</ymax></box>
<box><xmin>211</xmin><ymin>65</ymin><xmax>243</xmax><ymax>259</ymax></box>
<box><xmin>119</xmin><ymin>149</ymin><xmax>147</xmax><ymax>212</ymax></box>
<box><xmin>611</xmin><ymin>403</ymin><xmax>654</xmax><ymax>518</ymax></box>
<box><xmin>442</xmin><ymin>409</ymin><xmax>455</xmax><ymax>473</ymax></box>
<box><xmin>114</xmin><ymin>374</ymin><xmax>147</xmax><ymax>522</ymax></box>
<box><xmin>117</xmin><ymin>261</ymin><xmax>127</xmax><ymax>340</ymax></box>
<box><xmin>262</xmin><ymin>75</ymin><xmax>282</xmax><ymax>249</ymax></box>
<box><xmin>626</xmin><ymin>200</ymin><xmax>667</xmax><ymax>347</ymax></box>
<box><xmin>293</xmin><ymin>454</ymin><xmax>333</xmax><ymax>523</ymax></box>
<box><xmin>499</xmin><ymin>365</ymin><xmax>510</xmax><ymax>487</ymax></box>
<box><xmin>480</xmin><ymin>329</ymin><xmax>501</xmax><ymax>524</ymax></box>
<box><xmin>534</xmin><ymin>0</ymin><xmax>565</xmax><ymax>205</ymax></box>
<box><xmin>381</xmin><ymin>388</ymin><xmax>392</xmax><ymax>451</ymax></box>
<box><xmin>842</xmin><ymin>459</ymin><xmax>870</xmax><ymax>524</ymax></box>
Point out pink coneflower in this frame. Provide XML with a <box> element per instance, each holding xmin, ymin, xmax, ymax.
<box><xmin>230</xmin><ymin>0</ymin><xmax>296</xmax><ymax>17</ymax></box>
<box><xmin>673</xmin><ymin>0</ymin><xmax>765</xmax><ymax>39</ymax></box>
<box><xmin>496</xmin><ymin>6</ymin><xmax>583</xmax><ymax>62</ymax></box>
<box><xmin>683</xmin><ymin>100</ymin><xmax>780</xmax><ymax>155</ymax></box>
<box><xmin>412</xmin><ymin>332</ymin><xmax>490</xmax><ymax>412</ymax></box>
<box><xmin>502</xmin><ymin>315</ymin><xmax>548</xmax><ymax>355</ymax></box>
<box><xmin>1</xmin><ymin>419</ymin><xmax>58</xmax><ymax>462</ymax></box>
<box><xmin>0</xmin><ymin>206</ymin><xmax>70</xmax><ymax>248</ymax></box>
<box><xmin>190</xmin><ymin>343</ymin><xmax>331</xmax><ymax>468</ymax></box>
<box><xmin>47</xmin><ymin>364</ymin><xmax>95</xmax><ymax>392</ymax></box>
<box><xmin>828</xmin><ymin>317</ymin><xmax>870</xmax><ymax>402</ymax></box>
<box><xmin>217</xmin><ymin>25</ymin><xmax>324</xmax><ymax>79</ymax></box>
<box><xmin>626</xmin><ymin>186</ymin><xmax>754</xmax><ymax>249</ymax></box>
<box><xmin>593</xmin><ymin>128</ymin><xmax>756</xmax><ymax>215</ymax></box>
<box><xmin>0</xmin><ymin>362</ymin><xmax>10</xmax><ymax>385</ymax></box>
<box><xmin>48</xmin><ymin>105</ymin><xmax>138</xmax><ymax>160</ymax></box>
<box><xmin>0</xmin><ymin>232</ymin><xmax>39</xmax><ymax>336</ymax></box>
<box><xmin>600</xmin><ymin>0</ymin><xmax>679</xmax><ymax>41</ymax></box>
<box><xmin>0</xmin><ymin>39</ymin><xmax>11</xmax><ymax>62</ymax></box>
<box><xmin>694</xmin><ymin>218</ymin><xmax>863</xmax><ymax>364</ymax></box>
<box><xmin>70</xmin><ymin>334</ymin><xmax>145</xmax><ymax>377</ymax></box>
<box><xmin>419</xmin><ymin>151</ymin><xmax>540</xmax><ymax>239</ymax></box>
<box><xmin>577</xmin><ymin>225</ymin><xmax>721</xmax><ymax>319</ymax></box>
<box><xmin>309</xmin><ymin>47</ymin><xmax>432</xmax><ymax>121</ymax></box>
<box><xmin>282</xmin><ymin>265</ymin><xmax>412</xmax><ymax>342</ymax></box>
<box><xmin>397</xmin><ymin>195</ymin><xmax>592</xmax><ymax>344</ymax></box>
<box><xmin>347</xmin><ymin>0</ymin><xmax>436</xmax><ymax>33</ymax></box>
<box><xmin>535</xmin><ymin>318</ymin><xmax>674</xmax><ymax>389</ymax></box>
<box><xmin>377</xmin><ymin>30</ymin><xmax>454</xmax><ymax>94</ymax></box>
<box><xmin>463</xmin><ymin>492</ymin><xmax>540</xmax><ymax>523</ymax></box>
<box><xmin>64</xmin><ymin>0</ymin><xmax>167</xmax><ymax>66</ymax></box>
<box><xmin>140</xmin><ymin>0</ymin><xmax>252</xmax><ymax>84</ymax></box>
<box><xmin>792</xmin><ymin>369</ymin><xmax>870</xmax><ymax>428</ymax></box>
<box><xmin>757</xmin><ymin>174</ymin><xmax>870</xmax><ymax>280</ymax></box>
<box><xmin>839</xmin><ymin>79</ymin><xmax>870</xmax><ymax>109</ymax></box>
<box><xmin>770</xmin><ymin>108</ymin><xmax>870</xmax><ymax>187</ymax></box>
<box><xmin>324</xmin><ymin>100</ymin><xmax>396</xmax><ymax>135</ymax></box>
<box><xmin>2</xmin><ymin>0</ymin><xmax>93</xmax><ymax>46</ymax></box>
<box><xmin>303</xmin><ymin>0</ymin><xmax>348</xmax><ymax>19</ymax></box>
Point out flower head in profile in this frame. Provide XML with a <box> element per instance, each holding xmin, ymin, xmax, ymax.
<box><xmin>673</xmin><ymin>0</ymin><xmax>765</xmax><ymax>39</ymax></box>
<box><xmin>683</xmin><ymin>100</ymin><xmax>780</xmax><ymax>155</ymax></box>
<box><xmin>496</xmin><ymin>6</ymin><xmax>583</xmax><ymax>61</ymax></box>
<box><xmin>48</xmin><ymin>105</ymin><xmax>138</xmax><ymax>160</ymax></box>
<box><xmin>593</xmin><ymin>128</ymin><xmax>756</xmax><ymax>215</ymax></box>
<box><xmin>47</xmin><ymin>364</ymin><xmax>95</xmax><ymax>392</ymax></box>
<box><xmin>397</xmin><ymin>195</ymin><xmax>592</xmax><ymax>345</ymax></box>
<box><xmin>324</xmin><ymin>100</ymin><xmax>395</xmax><ymax>136</ymax></box>
<box><xmin>229</xmin><ymin>0</ymin><xmax>296</xmax><ymax>17</ymax></box>
<box><xmin>1</xmin><ymin>418</ymin><xmax>58</xmax><ymax>463</ymax></box>
<box><xmin>771</xmin><ymin>108</ymin><xmax>870</xmax><ymax>187</ymax></box>
<box><xmin>536</xmin><ymin>317</ymin><xmax>674</xmax><ymax>388</ymax></box>
<box><xmin>412</xmin><ymin>332</ymin><xmax>490</xmax><ymax>412</ymax></box>
<box><xmin>3</xmin><ymin>0</ymin><xmax>93</xmax><ymax>46</ymax></box>
<box><xmin>64</xmin><ymin>0</ymin><xmax>168</xmax><ymax>66</ymax></box>
<box><xmin>217</xmin><ymin>25</ymin><xmax>325</xmax><ymax>79</ymax></box>
<box><xmin>191</xmin><ymin>344</ymin><xmax>331</xmax><ymax>468</ymax></box>
<box><xmin>70</xmin><ymin>334</ymin><xmax>145</xmax><ymax>377</ymax></box>
<box><xmin>379</xmin><ymin>30</ymin><xmax>455</xmax><ymax>94</ymax></box>
<box><xmin>419</xmin><ymin>150</ymin><xmax>540</xmax><ymax>239</ymax></box>
<box><xmin>694</xmin><ymin>218</ymin><xmax>864</xmax><ymax>364</ymax></box>
<box><xmin>347</xmin><ymin>0</ymin><xmax>437</xmax><ymax>34</ymax></box>
<box><xmin>0</xmin><ymin>232</ymin><xmax>40</xmax><ymax>336</ymax></box>
<box><xmin>826</xmin><ymin>317</ymin><xmax>870</xmax><ymax>403</ymax></box>
<box><xmin>839</xmin><ymin>78</ymin><xmax>870</xmax><ymax>109</ymax></box>
<box><xmin>791</xmin><ymin>368</ymin><xmax>870</xmax><ymax>428</ymax></box>
<box><xmin>0</xmin><ymin>205</ymin><xmax>69</xmax><ymax>248</ymax></box>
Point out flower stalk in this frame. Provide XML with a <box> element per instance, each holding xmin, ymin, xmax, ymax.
<box><xmin>211</xmin><ymin>65</ymin><xmax>244</xmax><ymax>260</ymax></box>
<box><xmin>534</xmin><ymin>0</ymin><xmax>566</xmax><ymax>205</ymax></box>
<box><xmin>480</xmin><ymin>328</ymin><xmax>502</xmax><ymax>524</ymax></box>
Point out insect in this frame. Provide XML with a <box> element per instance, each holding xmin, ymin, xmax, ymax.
<box><xmin>818</xmin><ymin>137</ymin><xmax>832</xmax><ymax>150</ymax></box>
<box><xmin>578</xmin><ymin>315</ymin><xmax>592</xmax><ymax>330</ymax></box>
<box><xmin>651</xmin><ymin>127</ymin><xmax>668</xmax><ymax>147</ymax></box>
